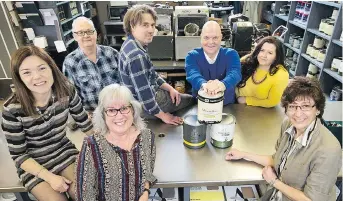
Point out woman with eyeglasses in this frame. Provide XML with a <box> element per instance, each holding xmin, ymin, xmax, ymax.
<box><xmin>1</xmin><ymin>46</ymin><xmax>93</xmax><ymax>201</ymax></box>
<box><xmin>236</xmin><ymin>36</ymin><xmax>289</xmax><ymax>107</ymax></box>
<box><xmin>226</xmin><ymin>77</ymin><xmax>341</xmax><ymax>201</ymax></box>
<box><xmin>75</xmin><ymin>84</ymin><xmax>156</xmax><ymax>201</ymax></box>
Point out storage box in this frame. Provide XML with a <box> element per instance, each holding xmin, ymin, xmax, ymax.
<box><xmin>149</xmin><ymin>188</ymin><xmax>179</xmax><ymax>201</ymax></box>
<box><xmin>190</xmin><ymin>186</ymin><xmax>225</xmax><ymax>201</ymax></box>
<box><xmin>224</xmin><ymin>185</ymin><xmax>260</xmax><ymax>201</ymax></box>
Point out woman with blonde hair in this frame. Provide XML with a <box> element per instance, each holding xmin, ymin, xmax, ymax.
<box><xmin>1</xmin><ymin>46</ymin><xmax>93</xmax><ymax>201</ymax></box>
<box><xmin>76</xmin><ymin>83</ymin><xmax>156</xmax><ymax>201</ymax></box>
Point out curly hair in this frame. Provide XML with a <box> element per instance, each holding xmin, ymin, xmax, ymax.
<box><xmin>281</xmin><ymin>76</ymin><xmax>325</xmax><ymax>118</ymax></box>
<box><xmin>237</xmin><ymin>36</ymin><xmax>286</xmax><ymax>88</ymax></box>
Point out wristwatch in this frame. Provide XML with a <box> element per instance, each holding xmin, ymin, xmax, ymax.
<box><xmin>143</xmin><ymin>188</ymin><xmax>151</xmax><ymax>195</ymax></box>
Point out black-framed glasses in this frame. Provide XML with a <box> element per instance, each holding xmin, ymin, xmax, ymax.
<box><xmin>287</xmin><ymin>104</ymin><xmax>315</xmax><ymax>112</ymax></box>
<box><xmin>104</xmin><ymin>105</ymin><xmax>132</xmax><ymax>117</ymax></box>
<box><xmin>73</xmin><ymin>30</ymin><xmax>96</xmax><ymax>36</ymax></box>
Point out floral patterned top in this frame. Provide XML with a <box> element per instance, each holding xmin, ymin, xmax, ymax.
<box><xmin>75</xmin><ymin>129</ymin><xmax>156</xmax><ymax>201</ymax></box>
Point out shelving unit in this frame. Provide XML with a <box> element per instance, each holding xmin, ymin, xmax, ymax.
<box><xmin>24</xmin><ymin>1</ymin><xmax>99</xmax><ymax>51</ymax></box>
<box><xmin>271</xmin><ymin>1</ymin><xmax>343</xmax><ymax>98</ymax></box>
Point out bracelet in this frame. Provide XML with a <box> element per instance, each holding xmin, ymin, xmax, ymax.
<box><xmin>35</xmin><ymin>167</ymin><xmax>46</xmax><ymax>178</ymax></box>
<box><xmin>269</xmin><ymin>178</ymin><xmax>278</xmax><ymax>187</ymax></box>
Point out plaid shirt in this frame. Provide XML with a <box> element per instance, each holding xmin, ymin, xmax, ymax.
<box><xmin>119</xmin><ymin>35</ymin><xmax>166</xmax><ymax>115</ymax></box>
<box><xmin>63</xmin><ymin>45</ymin><xmax>119</xmax><ymax>111</ymax></box>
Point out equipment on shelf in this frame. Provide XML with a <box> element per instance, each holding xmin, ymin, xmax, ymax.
<box><xmin>231</xmin><ymin>21</ymin><xmax>253</xmax><ymax>51</ymax></box>
<box><xmin>148</xmin><ymin>14</ymin><xmax>173</xmax><ymax>60</ymax></box>
<box><xmin>174</xmin><ymin>6</ymin><xmax>208</xmax><ymax>60</ymax></box>
<box><xmin>108</xmin><ymin>6</ymin><xmax>128</xmax><ymax>21</ymax></box>
<box><xmin>208</xmin><ymin>3</ymin><xmax>234</xmax><ymax>28</ymax></box>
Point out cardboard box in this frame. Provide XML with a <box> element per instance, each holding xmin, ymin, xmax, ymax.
<box><xmin>190</xmin><ymin>186</ymin><xmax>225</xmax><ymax>201</ymax></box>
<box><xmin>224</xmin><ymin>185</ymin><xmax>259</xmax><ymax>201</ymax></box>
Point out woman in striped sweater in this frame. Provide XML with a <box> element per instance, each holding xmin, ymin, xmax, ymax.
<box><xmin>1</xmin><ymin>46</ymin><xmax>93</xmax><ymax>201</ymax></box>
<box><xmin>75</xmin><ymin>84</ymin><xmax>156</xmax><ymax>201</ymax></box>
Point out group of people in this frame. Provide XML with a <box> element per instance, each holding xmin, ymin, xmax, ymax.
<box><xmin>1</xmin><ymin>4</ymin><xmax>341</xmax><ymax>201</ymax></box>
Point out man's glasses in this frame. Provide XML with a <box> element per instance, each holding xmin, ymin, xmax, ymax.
<box><xmin>105</xmin><ymin>105</ymin><xmax>132</xmax><ymax>117</ymax></box>
<box><xmin>73</xmin><ymin>30</ymin><xmax>96</xmax><ymax>36</ymax></box>
<box><xmin>287</xmin><ymin>104</ymin><xmax>315</xmax><ymax>112</ymax></box>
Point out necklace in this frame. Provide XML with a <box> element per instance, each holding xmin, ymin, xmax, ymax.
<box><xmin>252</xmin><ymin>70</ymin><xmax>268</xmax><ymax>85</ymax></box>
<box><xmin>35</xmin><ymin>94</ymin><xmax>55</xmax><ymax>125</ymax></box>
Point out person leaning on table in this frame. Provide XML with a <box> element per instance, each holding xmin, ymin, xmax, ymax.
<box><xmin>75</xmin><ymin>84</ymin><xmax>156</xmax><ymax>201</ymax></box>
<box><xmin>1</xmin><ymin>46</ymin><xmax>93</xmax><ymax>201</ymax></box>
<box><xmin>235</xmin><ymin>36</ymin><xmax>289</xmax><ymax>107</ymax></box>
<box><xmin>226</xmin><ymin>76</ymin><xmax>342</xmax><ymax>201</ymax></box>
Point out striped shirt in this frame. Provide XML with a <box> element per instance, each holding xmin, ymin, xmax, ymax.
<box><xmin>1</xmin><ymin>90</ymin><xmax>93</xmax><ymax>191</ymax></box>
<box><xmin>76</xmin><ymin>129</ymin><xmax>156</xmax><ymax>201</ymax></box>
<box><xmin>63</xmin><ymin>45</ymin><xmax>119</xmax><ymax>111</ymax></box>
<box><xmin>118</xmin><ymin>35</ymin><xmax>166</xmax><ymax>115</ymax></box>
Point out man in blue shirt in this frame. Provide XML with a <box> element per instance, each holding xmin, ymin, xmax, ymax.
<box><xmin>119</xmin><ymin>5</ymin><xmax>194</xmax><ymax>125</ymax></box>
<box><xmin>63</xmin><ymin>17</ymin><xmax>119</xmax><ymax>112</ymax></box>
<box><xmin>185</xmin><ymin>21</ymin><xmax>242</xmax><ymax>105</ymax></box>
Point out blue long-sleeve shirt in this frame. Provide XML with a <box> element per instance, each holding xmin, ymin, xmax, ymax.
<box><xmin>118</xmin><ymin>35</ymin><xmax>166</xmax><ymax>115</ymax></box>
<box><xmin>185</xmin><ymin>47</ymin><xmax>241</xmax><ymax>105</ymax></box>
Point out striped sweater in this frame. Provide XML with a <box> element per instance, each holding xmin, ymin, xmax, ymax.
<box><xmin>1</xmin><ymin>90</ymin><xmax>93</xmax><ymax>191</ymax></box>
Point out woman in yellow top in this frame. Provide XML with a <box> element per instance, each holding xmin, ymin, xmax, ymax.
<box><xmin>236</xmin><ymin>36</ymin><xmax>289</xmax><ymax>107</ymax></box>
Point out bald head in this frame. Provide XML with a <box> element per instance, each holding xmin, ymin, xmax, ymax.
<box><xmin>201</xmin><ymin>21</ymin><xmax>222</xmax><ymax>58</ymax></box>
<box><xmin>201</xmin><ymin>21</ymin><xmax>222</xmax><ymax>36</ymax></box>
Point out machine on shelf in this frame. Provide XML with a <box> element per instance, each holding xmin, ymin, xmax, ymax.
<box><xmin>174</xmin><ymin>6</ymin><xmax>209</xmax><ymax>61</ymax></box>
<box><xmin>148</xmin><ymin>10</ymin><xmax>174</xmax><ymax>60</ymax></box>
<box><xmin>208</xmin><ymin>1</ymin><xmax>234</xmax><ymax>28</ymax></box>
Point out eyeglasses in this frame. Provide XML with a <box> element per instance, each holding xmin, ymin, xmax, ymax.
<box><xmin>104</xmin><ymin>105</ymin><xmax>132</xmax><ymax>117</ymax></box>
<box><xmin>287</xmin><ymin>104</ymin><xmax>315</xmax><ymax>112</ymax></box>
<box><xmin>73</xmin><ymin>30</ymin><xmax>96</xmax><ymax>36</ymax></box>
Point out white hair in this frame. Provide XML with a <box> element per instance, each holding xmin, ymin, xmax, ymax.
<box><xmin>72</xmin><ymin>16</ymin><xmax>95</xmax><ymax>32</ymax></box>
<box><xmin>92</xmin><ymin>84</ymin><xmax>146</xmax><ymax>135</ymax></box>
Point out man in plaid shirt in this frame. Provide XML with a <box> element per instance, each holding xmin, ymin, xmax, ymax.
<box><xmin>63</xmin><ymin>17</ymin><xmax>119</xmax><ymax>112</ymax></box>
<box><xmin>119</xmin><ymin>5</ymin><xmax>194</xmax><ymax>125</ymax></box>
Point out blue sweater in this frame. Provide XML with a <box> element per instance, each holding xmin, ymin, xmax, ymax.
<box><xmin>185</xmin><ymin>47</ymin><xmax>241</xmax><ymax>105</ymax></box>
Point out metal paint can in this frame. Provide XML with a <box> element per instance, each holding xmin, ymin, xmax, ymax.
<box><xmin>316</xmin><ymin>49</ymin><xmax>326</xmax><ymax>62</ymax></box>
<box><xmin>286</xmin><ymin>48</ymin><xmax>294</xmax><ymax>57</ymax></box>
<box><xmin>306</xmin><ymin>44</ymin><xmax>314</xmax><ymax>56</ymax></box>
<box><xmin>313</xmin><ymin>36</ymin><xmax>325</xmax><ymax>49</ymax></box>
<box><xmin>325</xmin><ymin>21</ymin><xmax>334</xmax><ymax>36</ymax></box>
<box><xmin>209</xmin><ymin>114</ymin><xmax>236</xmax><ymax>149</ymax></box>
<box><xmin>310</xmin><ymin>47</ymin><xmax>319</xmax><ymax>58</ymax></box>
<box><xmin>289</xmin><ymin>34</ymin><xmax>295</xmax><ymax>46</ymax></box>
<box><xmin>197</xmin><ymin>89</ymin><xmax>224</xmax><ymax>124</ymax></box>
<box><xmin>331</xmin><ymin>57</ymin><xmax>342</xmax><ymax>72</ymax></box>
<box><xmin>183</xmin><ymin>114</ymin><xmax>207</xmax><ymax>149</ymax></box>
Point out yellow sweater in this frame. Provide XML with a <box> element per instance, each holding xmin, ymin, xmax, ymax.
<box><xmin>236</xmin><ymin>65</ymin><xmax>289</xmax><ymax>108</ymax></box>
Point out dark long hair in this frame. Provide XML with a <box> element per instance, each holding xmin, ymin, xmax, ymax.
<box><xmin>237</xmin><ymin>36</ymin><xmax>285</xmax><ymax>88</ymax></box>
<box><xmin>9</xmin><ymin>46</ymin><xmax>73</xmax><ymax>116</ymax></box>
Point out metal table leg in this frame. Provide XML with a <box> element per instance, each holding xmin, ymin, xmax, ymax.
<box><xmin>183</xmin><ymin>187</ymin><xmax>190</xmax><ymax>201</ymax></box>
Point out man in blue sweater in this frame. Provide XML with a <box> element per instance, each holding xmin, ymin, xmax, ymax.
<box><xmin>185</xmin><ymin>21</ymin><xmax>242</xmax><ymax>105</ymax></box>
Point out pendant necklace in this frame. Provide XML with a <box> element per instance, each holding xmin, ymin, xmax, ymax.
<box><xmin>35</xmin><ymin>94</ymin><xmax>56</xmax><ymax>126</ymax></box>
<box><xmin>252</xmin><ymin>70</ymin><xmax>268</xmax><ymax>85</ymax></box>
